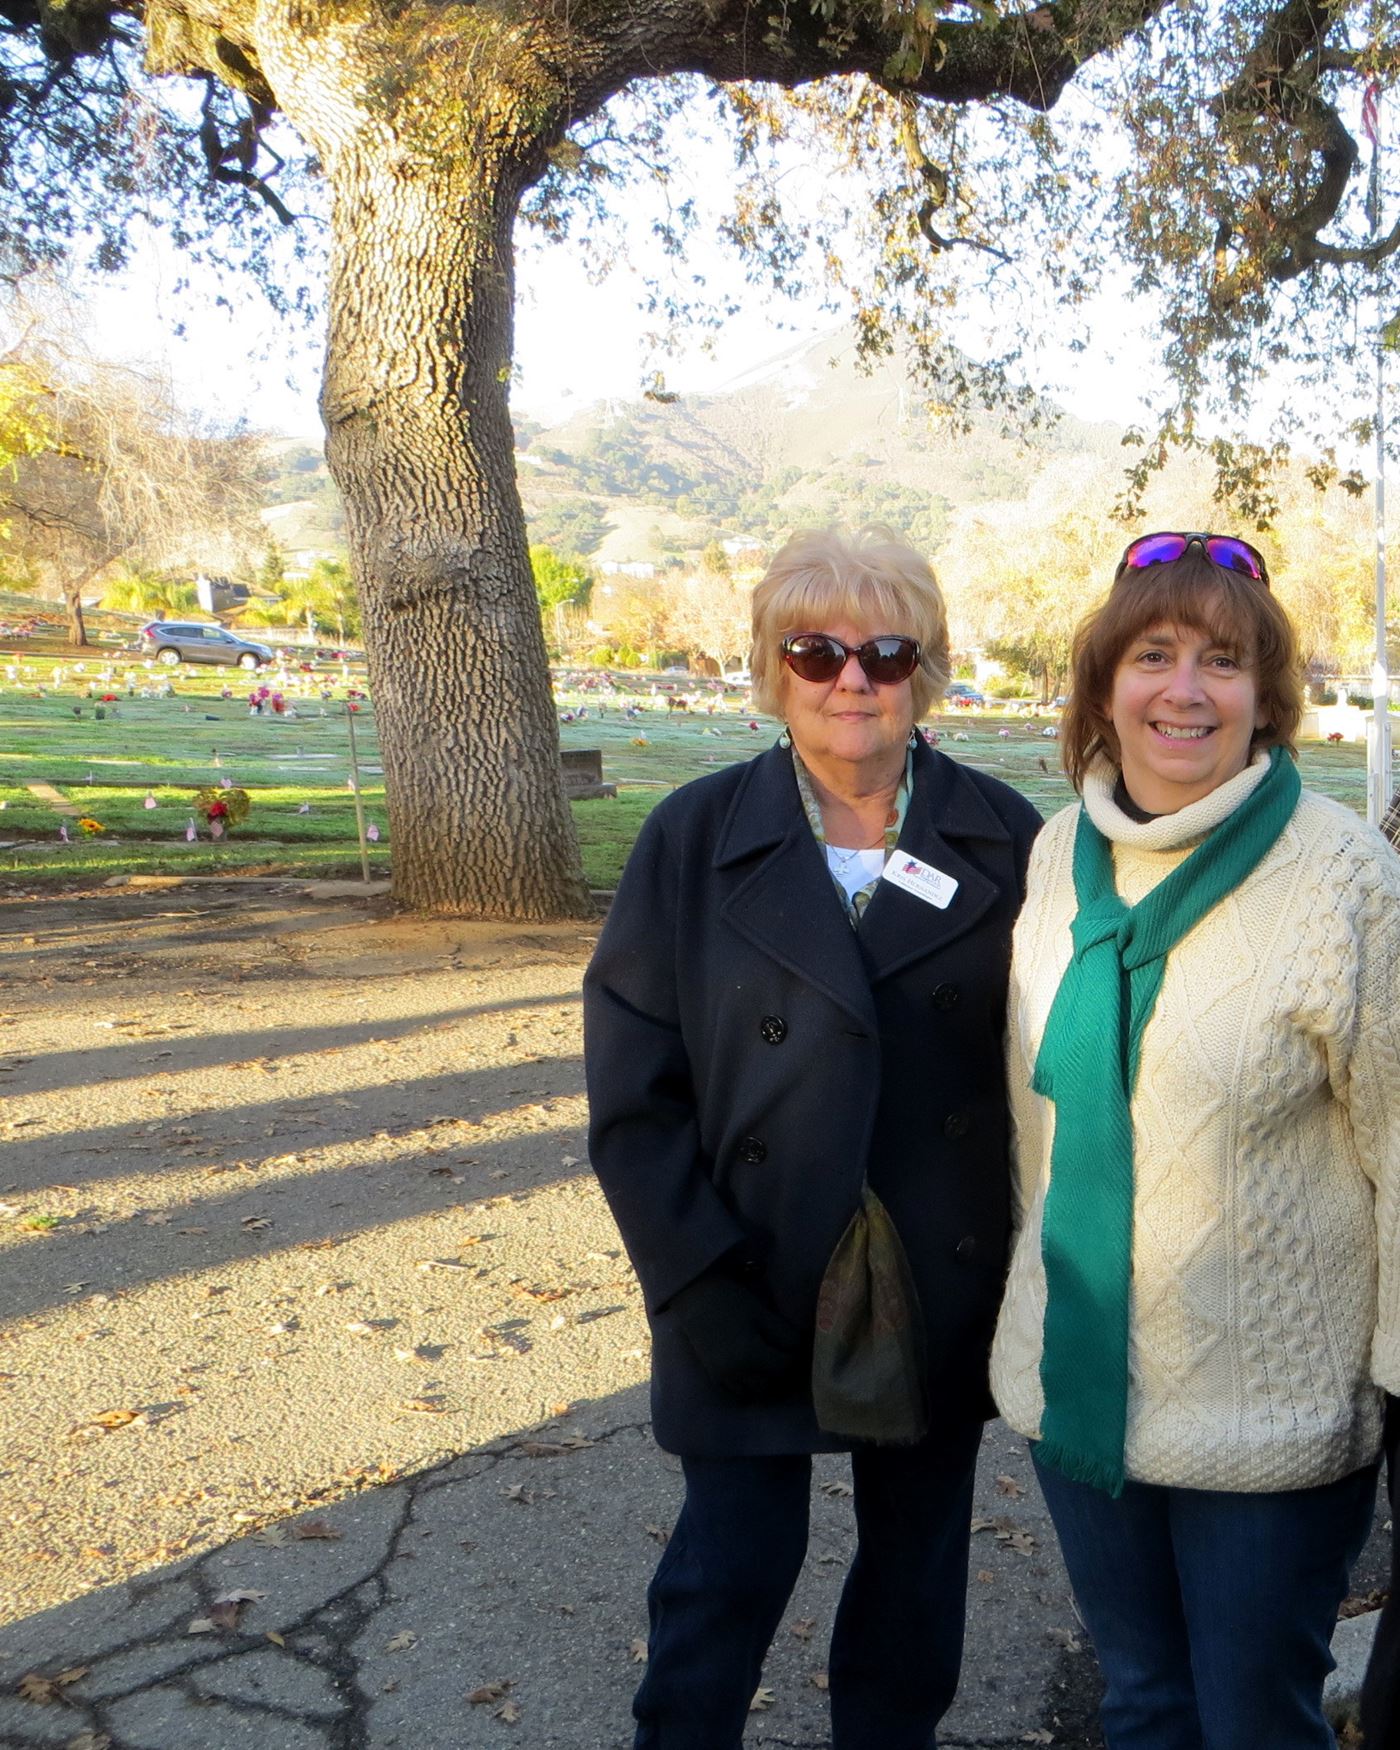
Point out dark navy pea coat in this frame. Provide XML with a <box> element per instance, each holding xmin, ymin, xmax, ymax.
<box><xmin>583</xmin><ymin>737</ymin><xmax>1041</xmax><ymax>1456</ymax></box>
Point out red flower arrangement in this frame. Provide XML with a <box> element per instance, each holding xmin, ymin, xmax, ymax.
<box><xmin>193</xmin><ymin>786</ymin><xmax>251</xmax><ymax>829</ymax></box>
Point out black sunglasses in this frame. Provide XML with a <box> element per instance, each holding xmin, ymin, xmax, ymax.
<box><xmin>1116</xmin><ymin>531</ymin><xmax>1270</xmax><ymax>586</ymax></box>
<box><xmin>781</xmin><ymin>632</ymin><xmax>922</xmax><ymax>686</ymax></box>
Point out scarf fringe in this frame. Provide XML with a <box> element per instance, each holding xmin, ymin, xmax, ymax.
<box><xmin>1035</xmin><ymin>1437</ymin><xmax>1125</xmax><ymax>1500</ymax></box>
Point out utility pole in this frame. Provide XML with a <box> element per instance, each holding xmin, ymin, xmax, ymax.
<box><xmin>1364</xmin><ymin>73</ymin><xmax>1394</xmax><ymax>826</ymax></box>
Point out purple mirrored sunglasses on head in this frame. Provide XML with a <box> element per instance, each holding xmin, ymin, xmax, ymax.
<box><xmin>1116</xmin><ymin>532</ymin><xmax>1270</xmax><ymax>587</ymax></box>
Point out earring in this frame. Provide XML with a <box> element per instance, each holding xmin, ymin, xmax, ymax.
<box><xmin>908</xmin><ymin>728</ymin><xmax>920</xmax><ymax>746</ymax></box>
<box><xmin>778</xmin><ymin>726</ymin><xmax>792</xmax><ymax>749</ymax></box>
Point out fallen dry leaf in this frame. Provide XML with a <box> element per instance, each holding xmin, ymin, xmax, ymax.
<box><xmin>629</xmin><ymin>1638</ymin><xmax>649</xmax><ymax>1664</ymax></box>
<box><xmin>995</xmin><ymin>1473</ymin><xmax>1026</xmax><ymax>1497</ymax></box>
<box><xmin>820</xmin><ymin>1479</ymin><xmax>853</xmax><ymax>1498</ymax></box>
<box><xmin>252</xmin><ymin>1527</ymin><xmax>288</xmax><ymax>1548</ymax></box>
<box><xmin>66</xmin><ymin>1734</ymin><xmax>111</xmax><ymax>1750</ymax></box>
<box><xmin>468</xmin><ymin>1680</ymin><xmax>512</xmax><ymax>1704</ymax></box>
<box><xmin>294</xmin><ymin>1519</ymin><xmax>343</xmax><ymax>1541</ymax></box>
<box><xmin>502</xmin><ymin>1484</ymin><xmax>534</xmax><ymax>1505</ymax></box>
<box><xmin>519</xmin><ymin>1435</ymin><xmax>594</xmax><ymax>1457</ymax></box>
<box><xmin>789</xmin><ymin>1617</ymin><xmax>815</xmax><ymax>1642</ymax></box>
<box><xmin>265</xmin><ymin>1631</ymin><xmax>286</xmax><ymax>1648</ymax></box>
<box><xmin>187</xmin><ymin>1618</ymin><xmax>217</xmax><ymax>1635</ymax></box>
<box><xmin>89</xmin><ymin>1409</ymin><xmax>139</xmax><ymax>1431</ymax></box>
<box><xmin>400</xmin><ymin>1396</ymin><xmax>449</xmax><ymax>1414</ymax></box>
<box><xmin>809</xmin><ymin>1670</ymin><xmax>830</xmax><ymax>1692</ymax></box>
<box><xmin>644</xmin><ymin>1523</ymin><xmax>670</xmax><ymax>1546</ymax></box>
<box><xmin>241</xmin><ymin>1215</ymin><xmax>273</xmax><ymax>1230</ymax></box>
<box><xmin>386</xmin><ymin>1631</ymin><xmax>418</xmax><ymax>1653</ymax></box>
<box><xmin>749</xmin><ymin>1686</ymin><xmax>774</xmax><ymax>1712</ymax></box>
<box><xmin>17</xmin><ymin>1669</ymin><xmax>85</xmax><ymax>1705</ymax></box>
<box><xmin>495</xmin><ymin>1699</ymin><xmax>522</xmax><ymax>1724</ymax></box>
<box><xmin>1020</xmin><ymin>1733</ymin><xmax>1054</xmax><ymax>1746</ymax></box>
<box><xmin>976</xmin><ymin>1569</ymin><xmax>995</xmax><ymax>1584</ymax></box>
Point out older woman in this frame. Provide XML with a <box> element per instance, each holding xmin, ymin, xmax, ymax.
<box><xmin>990</xmin><ymin>531</ymin><xmax>1400</xmax><ymax>1749</ymax></box>
<box><xmin>585</xmin><ymin>527</ymin><xmax>1040</xmax><ymax>1750</ymax></box>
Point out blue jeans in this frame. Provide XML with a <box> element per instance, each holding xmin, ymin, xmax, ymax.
<box><xmin>633</xmin><ymin>1421</ymin><xmax>982</xmax><ymax>1750</ymax></box>
<box><xmin>1034</xmin><ymin>1453</ymin><xmax>1378</xmax><ymax>1750</ymax></box>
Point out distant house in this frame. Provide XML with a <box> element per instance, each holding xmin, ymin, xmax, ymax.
<box><xmin>195</xmin><ymin>574</ymin><xmax>251</xmax><ymax>614</ymax></box>
<box><xmin>598</xmin><ymin>560</ymin><xmax>658</xmax><ymax>580</ymax></box>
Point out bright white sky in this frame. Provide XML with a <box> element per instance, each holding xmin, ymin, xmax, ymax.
<box><xmin>44</xmin><ymin>47</ymin><xmax>1392</xmax><ymax>471</ymax></box>
<box><xmin>78</xmin><ymin>209</ymin><xmax>1165</xmax><ymax>446</ymax></box>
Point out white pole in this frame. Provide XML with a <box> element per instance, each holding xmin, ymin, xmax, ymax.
<box><xmin>1368</xmin><ymin>82</ymin><xmax>1394</xmax><ymax>826</ymax></box>
<box><xmin>1372</xmin><ymin>343</ymin><xmax>1393</xmax><ymax>826</ymax></box>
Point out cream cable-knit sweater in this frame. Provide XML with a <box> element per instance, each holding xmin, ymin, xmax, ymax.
<box><xmin>990</xmin><ymin>751</ymin><xmax>1400</xmax><ymax>1492</ymax></box>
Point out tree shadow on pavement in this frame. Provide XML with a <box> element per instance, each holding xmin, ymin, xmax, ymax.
<box><xmin>0</xmin><ymin>1392</ymin><xmax>1110</xmax><ymax>1750</ymax></box>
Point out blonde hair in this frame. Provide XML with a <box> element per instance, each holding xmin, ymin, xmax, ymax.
<box><xmin>1060</xmin><ymin>549</ymin><xmax>1304</xmax><ymax>791</ymax></box>
<box><xmin>750</xmin><ymin>526</ymin><xmax>951</xmax><ymax>719</ymax></box>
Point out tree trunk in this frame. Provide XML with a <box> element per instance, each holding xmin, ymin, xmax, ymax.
<box><xmin>64</xmin><ymin>578</ymin><xmax>89</xmax><ymax>648</ymax></box>
<box><xmin>317</xmin><ymin>144</ymin><xmax>589</xmax><ymax>918</ymax></box>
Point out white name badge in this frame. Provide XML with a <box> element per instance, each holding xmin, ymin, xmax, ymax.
<box><xmin>881</xmin><ymin>850</ymin><xmax>960</xmax><ymax>910</ymax></box>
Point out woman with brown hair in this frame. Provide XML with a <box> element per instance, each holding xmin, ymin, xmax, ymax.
<box><xmin>990</xmin><ymin>531</ymin><xmax>1400</xmax><ymax>1749</ymax></box>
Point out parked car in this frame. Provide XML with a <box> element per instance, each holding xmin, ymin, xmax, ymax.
<box><xmin>137</xmin><ymin>622</ymin><xmax>274</xmax><ymax>669</ymax></box>
<box><xmin>944</xmin><ymin>681</ymin><xmax>986</xmax><ymax>708</ymax></box>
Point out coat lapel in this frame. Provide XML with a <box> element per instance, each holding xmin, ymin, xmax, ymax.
<box><xmin>854</xmin><ymin>743</ymin><xmax>1008</xmax><ymax>986</ymax></box>
<box><xmin>715</xmin><ymin>747</ymin><xmax>878</xmax><ymax>1036</ymax></box>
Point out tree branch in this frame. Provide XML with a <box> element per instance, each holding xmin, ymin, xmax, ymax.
<box><xmin>1203</xmin><ymin>0</ymin><xmax>1383</xmax><ymax>285</ymax></box>
<box><xmin>667</xmin><ymin>1</ymin><xmax>1173</xmax><ymax>114</ymax></box>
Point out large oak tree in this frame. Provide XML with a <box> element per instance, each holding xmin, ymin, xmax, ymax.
<box><xmin>0</xmin><ymin>1</ymin><xmax>1393</xmax><ymax>914</ymax></box>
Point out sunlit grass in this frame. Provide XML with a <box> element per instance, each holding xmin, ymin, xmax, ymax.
<box><xmin>0</xmin><ymin>644</ymin><xmax>1377</xmax><ymax>891</ymax></box>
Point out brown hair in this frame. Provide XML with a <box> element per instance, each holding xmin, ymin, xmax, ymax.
<box><xmin>1060</xmin><ymin>548</ymin><xmax>1304</xmax><ymax>792</ymax></box>
<box><xmin>750</xmin><ymin>526</ymin><xmax>951</xmax><ymax>720</ymax></box>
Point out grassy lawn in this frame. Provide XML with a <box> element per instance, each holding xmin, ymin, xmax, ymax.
<box><xmin>0</xmin><ymin>609</ymin><xmax>1384</xmax><ymax>893</ymax></box>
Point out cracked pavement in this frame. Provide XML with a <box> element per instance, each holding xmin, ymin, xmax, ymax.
<box><xmin>0</xmin><ymin>882</ymin><xmax>1377</xmax><ymax>1748</ymax></box>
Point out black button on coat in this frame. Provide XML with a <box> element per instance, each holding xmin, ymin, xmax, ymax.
<box><xmin>584</xmin><ymin>739</ymin><xmax>1041</xmax><ymax>1457</ymax></box>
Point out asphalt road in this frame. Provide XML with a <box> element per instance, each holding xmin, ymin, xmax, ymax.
<box><xmin>0</xmin><ymin>883</ymin><xmax>1383</xmax><ymax>1748</ymax></box>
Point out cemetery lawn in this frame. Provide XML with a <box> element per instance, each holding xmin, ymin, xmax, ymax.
<box><xmin>0</xmin><ymin>624</ymin><xmax>1381</xmax><ymax>892</ymax></box>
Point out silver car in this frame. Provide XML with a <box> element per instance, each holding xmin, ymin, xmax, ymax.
<box><xmin>138</xmin><ymin>622</ymin><xmax>274</xmax><ymax>670</ymax></box>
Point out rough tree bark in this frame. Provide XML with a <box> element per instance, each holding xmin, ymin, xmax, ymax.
<box><xmin>142</xmin><ymin>0</ymin><xmax>1172</xmax><ymax>917</ymax></box>
<box><xmin>317</xmin><ymin>159</ymin><xmax>590</xmax><ymax>918</ymax></box>
<box><xmin>237</xmin><ymin>7</ymin><xmax>603</xmax><ymax>917</ymax></box>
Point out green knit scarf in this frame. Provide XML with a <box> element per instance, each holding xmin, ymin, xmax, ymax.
<box><xmin>1033</xmin><ymin>748</ymin><xmax>1300</xmax><ymax>1496</ymax></box>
